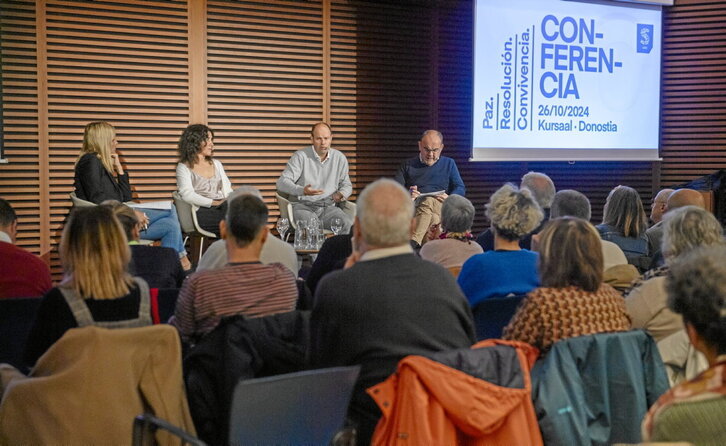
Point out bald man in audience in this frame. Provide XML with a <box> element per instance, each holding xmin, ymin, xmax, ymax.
<box><xmin>646</xmin><ymin>188</ymin><xmax>706</xmax><ymax>267</ymax></box>
<box><xmin>650</xmin><ymin>188</ymin><xmax>674</xmax><ymax>226</ymax></box>
<box><xmin>311</xmin><ymin>178</ymin><xmax>475</xmax><ymax>444</ymax></box>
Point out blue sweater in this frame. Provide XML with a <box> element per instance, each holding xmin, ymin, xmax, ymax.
<box><xmin>394</xmin><ymin>156</ymin><xmax>465</xmax><ymax>196</ymax></box>
<box><xmin>457</xmin><ymin>250</ymin><xmax>540</xmax><ymax>307</ymax></box>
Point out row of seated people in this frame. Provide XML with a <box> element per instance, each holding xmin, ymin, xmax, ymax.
<box><xmin>1</xmin><ymin>178</ymin><xmax>724</xmax><ymax>444</ymax></box>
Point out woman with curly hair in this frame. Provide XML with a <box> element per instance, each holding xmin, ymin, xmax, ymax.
<box><xmin>457</xmin><ymin>183</ymin><xmax>543</xmax><ymax>307</ymax></box>
<box><xmin>175</xmin><ymin>124</ymin><xmax>233</xmax><ymax>235</ymax></box>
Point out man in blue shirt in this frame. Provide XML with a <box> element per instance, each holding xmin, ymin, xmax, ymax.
<box><xmin>394</xmin><ymin>130</ymin><xmax>465</xmax><ymax>245</ymax></box>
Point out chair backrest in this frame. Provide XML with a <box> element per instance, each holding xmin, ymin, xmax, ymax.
<box><xmin>472</xmin><ymin>295</ymin><xmax>526</xmax><ymax>340</ymax></box>
<box><xmin>0</xmin><ymin>297</ymin><xmax>43</xmax><ymax>369</ymax></box>
<box><xmin>228</xmin><ymin>365</ymin><xmax>360</xmax><ymax>445</ymax></box>
<box><xmin>132</xmin><ymin>414</ymin><xmax>205</xmax><ymax>446</ymax></box>
<box><xmin>172</xmin><ymin>191</ymin><xmax>196</xmax><ymax>234</ymax></box>
<box><xmin>276</xmin><ymin>191</ymin><xmax>297</xmax><ymax>229</ymax></box>
<box><xmin>149</xmin><ymin>288</ymin><xmax>180</xmax><ymax>324</ymax></box>
<box><xmin>531</xmin><ymin>330</ymin><xmax>669</xmax><ymax>445</ymax></box>
<box><xmin>69</xmin><ymin>192</ymin><xmax>96</xmax><ymax>208</ymax></box>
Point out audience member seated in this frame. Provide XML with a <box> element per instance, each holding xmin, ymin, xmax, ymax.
<box><xmin>476</xmin><ymin>171</ymin><xmax>554</xmax><ymax>251</ymax></box>
<box><xmin>0</xmin><ymin>198</ymin><xmax>52</xmax><ymax>298</ymax></box>
<box><xmin>306</xmin><ymin>230</ymin><xmax>353</xmax><ymax>294</ymax></box>
<box><xmin>503</xmin><ymin>217</ymin><xmax>631</xmax><ymax>355</ymax></box>
<box><xmin>546</xmin><ymin>189</ymin><xmax>638</xmax><ymax>292</ymax></box>
<box><xmin>596</xmin><ymin>185</ymin><xmax>650</xmax><ymax>271</ymax></box>
<box><xmin>641</xmin><ymin>245</ymin><xmax>726</xmax><ymax>444</ymax></box>
<box><xmin>171</xmin><ymin>195</ymin><xmax>297</xmax><ymax>344</ymax></box>
<box><xmin>311</xmin><ymin>179</ymin><xmax>476</xmax><ymax>444</ymax></box>
<box><xmin>419</xmin><ymin>194</ymin><xmax>482</xmax><ymax>269</ymax></box>
<box><xmin>176</xmin><ymin>124</ymin><xmax>233</xmax><ymax>236</ymax></box>
<box><xmin>102</xmin><ymin>200</ymin><xmax>185</xmax><ymax>289</ymax></box>
<box><xmin>196</xmin><ymin>186</ymin><xmax>297</xmax><ymax>275</ymax></box>
<box><xmin>74</xmin><ymin>121</ymin><xmax>191</xmax><ymax>270</ymax></box>
<box><xmin>458</xmin><ymin>184</ymin><xmax>543</xmax><ymax>307</ymax></box>
<box><xmin>649</xmin><ymin>188</ymin><xmax>675</xmax><ymax>226</ymax></box>
<box><xmin>23</xmin><ymin>206</ymin><xmax>153</xmax><ymax>367</ymax></box>
<box><xmin>646</xmin><ymin>188</ymin><xmax>706</xmax><ymax>268</ymax></box>
<box><xmin>625</xmin><ymin>206</ymin><xmax>724</xmax><ymax>343</ymax></box>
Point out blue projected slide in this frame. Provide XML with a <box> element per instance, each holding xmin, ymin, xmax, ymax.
<box><xmin>472</xmin><ymin>0</ymin><xmax>662</xmax><ymax>161</ymax></box>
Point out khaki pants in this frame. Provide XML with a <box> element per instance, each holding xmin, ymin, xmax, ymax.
<box><xmin>411</xmin><ymin>196</ymin><xmax>442</xmax><ymax>245</ymax></box>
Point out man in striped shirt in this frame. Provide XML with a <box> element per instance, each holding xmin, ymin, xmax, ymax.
<box><xmin>171</xmin><ymin>194</ymin><xmax>298</xmax><ymax>344</ymax></box>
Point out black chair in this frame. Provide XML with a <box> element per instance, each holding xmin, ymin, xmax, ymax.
<box><xmin>150</xmin><ymin>288</ymin><xmax>180</xmax><ymax>324</ymax></box>
<box><xmin>132</xmin><ymin>414</ymin><xmax>206</xmax><ymax>446</ymax></box>
<box><xmin>0</xmin><ymin>297</ymin><xmax>43</xmax><ymax>369</ymax></box>
<box><xmin>472</xmin><ymin>295</ymin><xmax>526</xmax><ymax>340</ymax></box>
<box><xmin>228</xmin><ymin>365</ymin><xmax>360</xmax><ymax>445</ymax></box>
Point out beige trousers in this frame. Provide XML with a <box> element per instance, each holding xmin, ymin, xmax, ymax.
<box><xmin>411</xmin><ymin>196</ymin><xmax>442</xmax><ymax>245</ymax></box>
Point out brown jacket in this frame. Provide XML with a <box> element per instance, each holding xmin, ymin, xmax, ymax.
<box><xmin>0</xmin><ymin>325</ymin><xmax>195</xmax><ymax>445</ymax></box>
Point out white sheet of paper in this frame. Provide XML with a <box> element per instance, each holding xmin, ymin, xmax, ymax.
<box><xmin>418</xmin><ymin>190</ymin><xmax>445</xmax><ymax>198</ymax></box>
<box><xmin>127</xmin><ymin>200</ymin><xmax>172</xmax><ymax>210</ymax></box>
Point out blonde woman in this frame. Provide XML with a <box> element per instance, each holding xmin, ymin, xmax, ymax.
<box><xmin>23</xmin><ymin>206</ymin><xmax>153</xmax><ymax>366</ymax></box>
<box><xmin>73</xmin><ymin>121</ymin><xmax>190</xmax><ymax>270</ymax></box>
<box><xmin>457</xmin><ymin>183</ymin><xmax>543</xmax><ymax>307</ymax></box>
<box><xmin>503</xmin><ymin>217</ymin><xmax>631</xmax><ymax>355</ymax></box>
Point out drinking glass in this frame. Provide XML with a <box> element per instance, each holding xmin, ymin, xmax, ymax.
<box><xmin>276</xmin><ymin>217</ymin><xmax>289</xmax><ymax>242</ymax></box>
<box><xmin>330</xmin><ymin>217</ymin><xmax>343</xmax><ymax>236</ymax></box>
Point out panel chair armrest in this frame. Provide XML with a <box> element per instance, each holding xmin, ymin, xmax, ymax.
<box><xmin>69</xmin><ymin>192</ymin><xmax>96</xmax><ymax>208</ymax></box>
<box><xmin>276</xmin><ymin>191</ymin><xmax>297</xmax><ymax>230</ymax></box>
<box><xmin>340</xmin><ymin>199</ymin><xmax>356</xmax><ymax>220</ymax></box>
<box><xmin>172</xmin><ymin>191</ymin><xmax>215</xmax><ymax>238</ymax></box>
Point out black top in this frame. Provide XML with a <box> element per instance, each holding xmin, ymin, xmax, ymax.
<box><xmin>306</xmin><ymin>233</ymin><xmax>353</xmax><ymax>294</ymax></box>
<box><xmin>23</xmin><ymin>284</ymin><xmax>143</xmax><ymax>366</ymax></box>
<box><xmin>74</xmin><ymin>153</ymin><xmax>132</xmax><ymax>204</ymax></box>
<box><xmin>311</xmin><ymin>253</ymin><xmax>476</xmax><ymax>441</ymax></box>
<box><xmin>129</xmin><ymin>245</ymin><xmax>186</xmax><ymax>289</ymax></box>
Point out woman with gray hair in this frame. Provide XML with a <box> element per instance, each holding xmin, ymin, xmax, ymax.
<box><xmin>625</xmin><ymin>206</ymin><xmax>725</xmax><ymax>343</ymax></box>
<box><xmin>419</xmin><ymin>195</ymin><xmax>483</xmax><ymax>270</ymax></box>
<box><xmin>457</xmin><ymin>183</ymin><xmax>543</xmax><ymax>307</ymax></box>
<box><xmin>641</xmin><ymin>245</ymin><xmax>726</xmax><ymax>443</ymax></box>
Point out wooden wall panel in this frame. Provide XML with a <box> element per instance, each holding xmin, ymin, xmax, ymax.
<box><xmin>206</xmin><ymin>0</ymin><xmax>324</xmax><ymax>216</ymax></box>
<box><xmin>1</xmin><ymin>0</ymin><xmax>725</xmax><ymax>279</ymax></box>
<box><xmin>660</xmin><ymin>0</ymin><xmax>726</xmax><ymax>186</ymax></box>
<box><xmin>0</xmin><ymin>0</ymin><xmax>42</xmax><ymax>255</ymax></box>
<box><xmin>330</xmin><ymin>0</ymin><xmax>434</xmax><ymax>198</ymax></box>
<box><xmin>43</xmin><ymin>0</ymin><xmax>189</xmax><ymax>274</ymax></box>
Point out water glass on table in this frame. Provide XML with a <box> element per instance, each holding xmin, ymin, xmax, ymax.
<box><xmin>330</xmin><ymin>217</ymin><xmax>343</xmax><ymax>236</ymax></box>
<box><xmin>277</xmin><ymin>217</ymin><xmax>289</xmax><ymax>242</ymax></box>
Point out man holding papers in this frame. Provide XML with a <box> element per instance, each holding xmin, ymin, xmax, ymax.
<box><xmin>394</xmin><ymin>130</ymin><xmax>466</xmax><ymax>245</ymax></box>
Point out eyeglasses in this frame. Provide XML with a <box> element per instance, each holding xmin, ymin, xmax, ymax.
<box><xmin>422</xmin><ymin>147</ymin><xmax>442</xmax><ymax>154</ymax></box>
